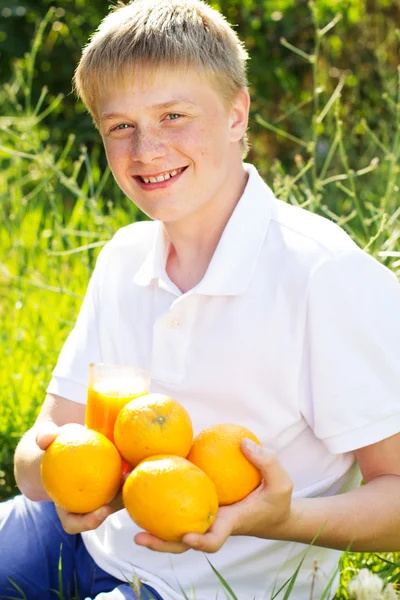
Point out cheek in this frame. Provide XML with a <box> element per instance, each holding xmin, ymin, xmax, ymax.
<box><xmin>203</xmin><ymin>111</ymin><xmax>232</xmax><ymax>154</ymax></box>
<box><xmin>200</xmin><ymin>127</ymin><xmax>230</xmax><ymax>170</ymax></box>
<box><xmin>103</xmin><ymin>144</ymin><xmax>116</xmax><ymax>170</ymax></box>
<box><xmin>103</xmin><ymin>140</ymin><xmax>129</xmax><ymax>169</ymax></box>
<box><xmin>187</xmin><ymin>121</ymin><xmax>229</xmax><ymax>166</ymax></box>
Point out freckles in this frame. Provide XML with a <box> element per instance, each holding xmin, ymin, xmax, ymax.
<box><xmin>105</xmin><ymin>141</ymin><xmax>126</xmax><ymax>161</ymax></box>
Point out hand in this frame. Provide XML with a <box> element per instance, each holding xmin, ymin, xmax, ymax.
<box><xmin>35</xmin><ymin>421</ymin><xmax>79</xmax><ymax>452</ymax></box>
<box><xmin>36</xmin><ymin>422</ymin><xmax>129</xmax><ymax>535</ymax></box>
<box><xmin>134</xmin><ymin>439</ymin><xmax>293</xmax><ymax>554</ymax></box>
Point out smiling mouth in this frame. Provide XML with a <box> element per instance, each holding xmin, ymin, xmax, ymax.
<box><xmin>137</xmin><ymin>166</ymin><xmax>187</xmax><ymax>184</ymax></box>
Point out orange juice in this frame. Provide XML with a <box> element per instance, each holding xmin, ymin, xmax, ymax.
<box><xmin>85</xmin><ymin>374</ymin><xmax>148</xmax><ymax>443</ymax></box>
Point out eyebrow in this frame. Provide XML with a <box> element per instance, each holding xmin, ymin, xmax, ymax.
<box><xmin>101</xmin><ymin>99</ymin><xmax>196</xmax><ymax>122</ymax></box>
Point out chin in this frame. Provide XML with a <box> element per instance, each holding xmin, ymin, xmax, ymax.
<box><xmin>135</xmin><ymin>207</ymin><xmax>178</xmax><ymax>223</ymax></box>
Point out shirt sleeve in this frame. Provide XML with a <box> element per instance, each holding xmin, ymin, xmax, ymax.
<box><xmin>300</xmin><ymin>250</ymin><xmax>400</xmax><ymax>454</ymax></box>
<box><xmin>46</xmin><ymin>243</ymin><xmax>111</xmax><ymax>404</ymax></box>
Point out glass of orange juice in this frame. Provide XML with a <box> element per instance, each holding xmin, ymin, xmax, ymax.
<box><xmin>85</xmin><ymin>363</ymin><xmax>149</xmax><ymax>443</ymax></box>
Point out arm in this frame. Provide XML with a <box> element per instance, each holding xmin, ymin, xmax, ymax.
<box><xmin>269</xmin><ymin>434</ymin><xmax>400</xmax><ymax>552</ymax></box>
<box><xmin>134</xmin><ymin>434</ymin><xmax>400</xmax><ymax>553</ymax></box>
<box><xmin>14</xmin><ymin>393</ymin><xmax>123</xmax><ymax>534</ymax></box>
<box><xmin>14</xmin><ymin>393</ymin><xmax>86</xmax><ymax>501</ymax></box>
<box><xmin>233</xmin><ymin>434</ymin><xmax>400</xmax><ymax>552</ymax></box>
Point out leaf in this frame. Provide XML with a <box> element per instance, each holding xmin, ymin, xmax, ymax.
<box><xmin>5</xmin><ymin>578</ymin><xmax>27</xmax><ymax>600</ymax></box>
<box><xmin>205</xmin><ymin>557</ymin><xmax>239</xmax><ymax>600</ymax></box>
<box><xmin>271</xmin><ymin>523</ymin><xmax>328</xmax><ymax>599</ymax></box>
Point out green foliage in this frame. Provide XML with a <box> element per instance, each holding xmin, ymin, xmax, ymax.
<box><xmin>0</xmin><ymin>1</ymin><xmax>102</xmax><ymax>148</ymax></box>
<box><xmin>1</xmin><ymin>2</ymin><xmax>400</xmax><ymax>598</ymax></box>
<box><xmin>1</xmin><ymin>0</ymin><xmax>400</xmax><ymax>161</ymax></box>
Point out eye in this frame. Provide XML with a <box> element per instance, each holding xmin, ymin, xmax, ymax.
<box><xmin>111</xmin><ymin>123</ymin><xmax>132</xmax><ymax>132</ymax></box>
<box><xmin>165</xmin><ymin>113</ymin><xmax>182</xmax><ymax>121</ymax></box>
<box><xmin>108</xmin><ymin>123</ymin><xmax>132</xmax><ymax>135</ymax></box>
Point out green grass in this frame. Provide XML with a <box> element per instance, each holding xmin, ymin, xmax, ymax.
<box><xmin>1</xmin><ymin>8</ymin><xmax>400</xmax><ymax>599</ymax></box>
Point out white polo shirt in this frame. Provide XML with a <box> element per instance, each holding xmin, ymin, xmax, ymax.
<box><xmin>47</xmin><ymin>164</ymin><xmax>400</xmax><ymax>600</ymax></box>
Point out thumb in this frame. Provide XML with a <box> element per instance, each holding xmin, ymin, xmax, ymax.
<box><xmin>35</xmin><ymin>423</ymin><xmax>60</xmax><ymax>451</ymax></box>
<box><xmin>241</xmin><ymin>438</ymin><xmax>293</xmax><ymax>492</ymax></box>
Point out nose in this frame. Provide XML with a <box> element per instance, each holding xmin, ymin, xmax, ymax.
<box><xmin>130</xmin><ymin>129</ymin><xmax>167</xmax><ymax>163</ymax></box>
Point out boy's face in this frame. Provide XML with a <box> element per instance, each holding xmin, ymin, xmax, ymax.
<box><xmin>97</xmin><ymin>67</ymin><xmax>249</xmax><ymax>225</ymax></box>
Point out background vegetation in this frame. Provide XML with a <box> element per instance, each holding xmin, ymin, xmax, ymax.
<box><xmin>1</xmin><ymin>0</ymin><xmax>400</xmax><ymax>597</ymax></box>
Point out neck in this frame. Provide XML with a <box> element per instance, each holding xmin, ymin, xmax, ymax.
<box><xmin>164</xmin><ymin>162</ymin><xmax>249</xmax><ymax>293</ymax></box>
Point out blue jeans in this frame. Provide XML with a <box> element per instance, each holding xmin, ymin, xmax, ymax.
<box><xmin>0</xmin><ymin>495</ymin><xmax>163</xmax><ymax>600</ymax></box>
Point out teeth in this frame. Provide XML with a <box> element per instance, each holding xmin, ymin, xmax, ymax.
<box><xmin>141</xmin><ymin>168</ymin><xmax>183</xmax><ymax>184</ymax></box>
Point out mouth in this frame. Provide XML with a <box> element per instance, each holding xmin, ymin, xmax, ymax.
<box><xmin>132</xmin><ymin>167</ymin><xmax>189</xmax><ymax>194</ymax></box>
<box><xmin>136</xmin><ymin>166</ymin><xmax>187</xmax><ymax>184</ymax></box>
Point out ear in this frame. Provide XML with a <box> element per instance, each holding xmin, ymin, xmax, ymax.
<box><xmin>229</xmin><ymin>88</ymin><xmax>250</xmax><ymax>143</ymax></box>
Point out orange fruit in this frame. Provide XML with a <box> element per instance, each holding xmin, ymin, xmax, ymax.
<box><xmin>114</xmin><ymin>393</ymin><xmax>193</xmax><ymax>467</ymax></box>
<box><xmin>187</xmin><ymin>423</ymin><xmax>262</xmax><ymax>505</ymax></box>
<box><xmin>41</xmin><ymin>424</ymin><xmax>122</xmax><ymax>513</ymax></box>
<box><xmin>123</xmin><ymin>455</ymin><xmax>218</xmax><ymax>541</ymax></box>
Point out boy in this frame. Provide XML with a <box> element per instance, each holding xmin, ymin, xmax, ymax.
<box><xmin>2</xmin><ymin>1</ymin><xmax>400</xmax><ymax>599</ymax></box>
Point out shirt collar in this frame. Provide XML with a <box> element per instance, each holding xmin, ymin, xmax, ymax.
<box><xmin>134</xmin><ymin>163</ymin><xmax>274</xmax><ymax>296</ymax></box>
<box><xmin>134</xmin><ymin>221</ymin><xmax>170</xmax><ymax>288</ymax></box>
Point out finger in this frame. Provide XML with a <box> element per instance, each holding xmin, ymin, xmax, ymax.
<box><xmin>241</xmin><ymin>438</ymin><xmax>293</xmax><ymax>494</ymax></box>
<box><xmin>134</xmin><ymin>531</ymin><xmax>190</xmax><ymax>554</ymax></box>
<box><xmin>56</xmin><ymin>505</ymin><xmax>112</xmax><ymax>535</ymax></box>
<box><xmin>107</xmin><ymin>489</ymin><xmax>124</xmax><ymax>513</ymax></box>
<box><xmin>35</xmin><ymin>423</ymin><xmax>60</xmax><ymax>450</ymax></box>
<box><xmin>182</xmin><ymin>508</ymin><xmax>233</xmax><ymax>553</ymax></box>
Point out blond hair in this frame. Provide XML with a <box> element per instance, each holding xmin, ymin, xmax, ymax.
<box><xmin>73</xmin><ymin>0</ymin><xmax>250</xmax><ymax>154</ymax></box>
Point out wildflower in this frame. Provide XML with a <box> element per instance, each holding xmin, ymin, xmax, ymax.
<box><xmin>348</xmin><ymin>568</ymin><xmax>384</xmax><ymax>600</ymax></box>
<box><xmin>348</xmin><ymin>568</ymin><xmax>398</xmax><ymax>600</ymax></box>
<box><xmin>383</xmin><ymin>583</ymin><xmax>398</xmax><ymax>600</ymax></box>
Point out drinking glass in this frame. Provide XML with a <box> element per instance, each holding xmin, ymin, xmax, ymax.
<box><xmin>85</xmin><ymin>363</ymin><xmax>149</xmax><ymax>443</ymax></box>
